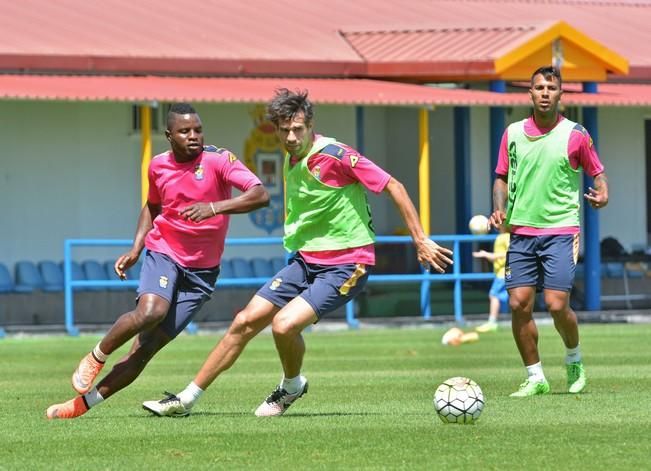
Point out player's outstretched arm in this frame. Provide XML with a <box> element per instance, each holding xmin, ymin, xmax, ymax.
<box><xmin>115</xmin><ymin>202</ymin><xmax>160</xmax><ymax>279</ymax></box>
<box><xmin>472</xmin><ymin>250</ymin><xmax>504</xmax><ymax>262</ymax></box>
<box><xmin>584</xmin><ymin>172</ymin><xmax>609</xmax><ymax>209</ymax></box>
<box><xmin>383</xmin><ymin>177</ymin><xmax>453</xmax><ymax>273</ymax></box>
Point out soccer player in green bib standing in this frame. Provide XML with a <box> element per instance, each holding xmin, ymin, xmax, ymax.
<box><xmin>143</xmin><ymin>88</ymin><xmax>453</xmax><ymax>417</ymax></box>
<box><xmin>489</xmin><ymin>66</ymin><xmax>609</xmax><ymax>397</ymax></box>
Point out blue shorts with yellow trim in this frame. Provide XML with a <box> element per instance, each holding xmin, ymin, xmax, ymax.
<box><xmin>137</xmin><ymin>250</ymin><xmax>219</xmax><ymax>338</ymax></box>
<box><xmin>256</xmin><ymin>254</ymin><xmax>369</xmax><ymax>320</ymax></box>
<box><xmin>505</xmin><ymin>234</ymin><xmax>579</xmax><ymax>292</ymax></box>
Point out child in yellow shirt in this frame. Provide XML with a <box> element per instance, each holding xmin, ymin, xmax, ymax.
<box><xmin>472</xmin><ymin>229</ymin><xmax>510</xmax><ymax>332</ymax></box>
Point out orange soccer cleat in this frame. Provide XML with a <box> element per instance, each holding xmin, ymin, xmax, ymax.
<box><xmin>71</xmin><ymin>352</ymin><xmax>104</xmax><ymax>394</ymax></box>
<box><xmin>46</xmin><ymin>396</ymin><xmax>89</xmax><ymax>419</ymax></box>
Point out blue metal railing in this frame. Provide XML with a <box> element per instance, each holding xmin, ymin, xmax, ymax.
<box><xmin>345</xmin><ymin>235</ymin><xmax>498</xmax><ymax>328</ymax></box>
<box><xmin>63</xmin><ymin>234</ymin><xmax>497</xmax><ymax>335</ymax></box>
<box><xmin>63</xmin><ymin>237</ymin><xmax>284</xmax><ymax>336</ymax></box>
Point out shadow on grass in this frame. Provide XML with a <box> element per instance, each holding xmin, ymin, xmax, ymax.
<box><xmin>137</xmin><ymin>410</ymin><xmax>381</xmax><ymax>419</ymax></box>
<box><xmin>278</xmin><ymin>411</ymin><xmax>382</xmax><ymax>418</ymax></box>
<box><xmin>549</xmin><ymin>391</ymin><xmax>591</xmax><ymax>396</ymax></box>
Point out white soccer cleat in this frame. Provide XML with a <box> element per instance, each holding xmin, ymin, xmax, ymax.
<box><xmin>142</xmin><ymin>392</ymin><xmax>191</xmax><ymax>417</ymax></box>
<box><xmin>254</xmin><ymin>381</ymin><xmax>309</xmax><ymax>417</ymax></box>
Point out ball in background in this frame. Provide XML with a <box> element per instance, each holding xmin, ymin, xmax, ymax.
<box><xmin>441</xmin><ymin>327</ymin><xmax>463</xmax><ymax>346</ymax></box>
<box><xmin>468</xmin><ymin>214</ymin><xmax>489</xmax><ymax>235</ymax></box>
<box><xmin>434</xmin><ymin>377</ymin><xmax>484</xmax><ymax>424</ymax></box>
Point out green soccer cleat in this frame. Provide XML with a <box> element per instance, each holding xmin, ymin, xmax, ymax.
<box><xmin>475</xmin><ymin>321</ymin><xmax>498</xmax><ymax>333</ymax></box>
<box><xmin>566</xmin><ymin>361</ymin><xmax>587</xmax><ymax>394</ymax></box>
<box><xmin>509</xmin><ymin>378</ymin><xmax>550</xmax><ymax>397</ymax></box>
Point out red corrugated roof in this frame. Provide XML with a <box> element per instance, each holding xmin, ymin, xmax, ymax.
<box><xmin>342</xmin><ymin>24</ymin><xmax>546</xmax><ymax>79</ymax></box>
<box><xmin>558</xmin><ymin>83</ymin><xmax>651</xmax><ymax>106</ymax></box>
<box><xmin>1</xmin><ymin>75</ymin><xmax>649</xmax><ymax>107</ymax></box>
<box><xmin>344</xmin><ymin>26</ymin><xmax>539</xmax><ymax>63</ymax></box>
<box><xmin>413</xmin><ymin>0</ymin><xmax>651</xmax><ymax>79</ymax></box>
<box><xmin>0</xmin><ymin>75</ymin><xmax>523</xmax><ymax>106</ymax></box>
<box><xmin>0</xmin><ymin>0</ymin><xmax>649</xmax><ymax>80</ymax></box>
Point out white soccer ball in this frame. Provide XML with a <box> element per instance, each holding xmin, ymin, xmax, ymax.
<box><xmin>434</xmin><ymin>377</ymin><xmax>484</xmax><ymax>424</ymax></box>
<box><xmin>468</xmin><ymin>214</ymin><xmax>489</xmax><ymax>235</ymax></box>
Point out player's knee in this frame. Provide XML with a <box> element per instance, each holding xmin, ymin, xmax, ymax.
<box><xmin>547</xmin><ymin>302</ymin><xmax>565</xmax><ymax>314</ymax></box>
<box><xmin>135</xmin><ymin>297</ymin><xmax>168</xmax><ymax>326</ymax></box>
<box><xmin>544</xmin><ymin>293</ymin><xmax>569</xmax><ymax>314</ymax></box>
<box><xmin>548</xmin><ymin>304</ymin><xmax>571</xmax><ymax>319</ymax></box>
<box><xmin>509</xmin><ymin>296</ymin><xmax>531</xmax><ymax>314</ymax></box>
<box><xmin>230</xmin><ymin>310</ymin><xmax>251</xmax><ymax>332</ymax></box>
<box><xmin>229</xmin><ymin>308</ymin><xmax>261</xmax><ymax>339</ymax></box>
<box><xmin>271</xmin><ymin>314</ymin><xmax>297</xmax><ymax>337</ymax></box>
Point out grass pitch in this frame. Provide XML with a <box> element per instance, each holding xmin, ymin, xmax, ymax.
<box><xmin>1</xmin><ymin>323</ymin><xmax>649</xmax><ymax>470</ymax></box>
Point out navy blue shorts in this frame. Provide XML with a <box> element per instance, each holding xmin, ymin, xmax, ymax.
<box><xmin>137</xmin><ymin>251</ymin><xmax>219</xmax><ymax>338</ymax></box>
<box><xmin>505</xmin><ymin>234</ymin><xmax>579</xmax><ymax>292</ymax></box>
<box><xmin>489</xmin><ymin>277</ymin><xmax>508</xmax><ymax>303</ymax></box>
<box><xmin>256</xmin><ymin>254</ymin><xmax>369</xmax><ymax>320</ymax></box>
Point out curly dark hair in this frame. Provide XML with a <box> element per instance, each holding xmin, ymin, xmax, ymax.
<box><xmin>266</xmin><ymin>88</ymin><xmax>314</xmax><ymax>126</ymax></box>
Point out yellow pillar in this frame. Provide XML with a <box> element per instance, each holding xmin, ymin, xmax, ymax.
<box><xmin>140</xmin><ymin>105</ymin><xmax>152</xmax><ymax>206</ymax></box>
<box><xmin>418</xmin><ymin>107</ymin><xmax>431</xmax><ymax>235</ymax></box>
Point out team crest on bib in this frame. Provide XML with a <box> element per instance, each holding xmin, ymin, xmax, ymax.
<box><xmin>194</xmin><ymin>164</ymin><xmax>204</xmax><ymax>180</ymax></box>
<box><xmin>159</xmin><ymin>276</ymin><xmax>169</xmax><ymax>288</ymax></box>
<box><xmin>269</xmin><ymin>278</ymin><xmax>282</xmax><ymax>291</ymax></box>
<box><xmin>505</xmin><ymin>267</ymin><xmax>511</xmax><ymax>281</ymax></box>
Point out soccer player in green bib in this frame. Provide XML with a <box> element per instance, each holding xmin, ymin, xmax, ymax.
<box><xmin>143</xmin><ymin>88</ymin><xmax>453</xmax><ymax>417</ymax></box>
<box><xmin>489</xmin><ymin>66</ymin><xmax>609</xmax><ymax>397</ymax></box>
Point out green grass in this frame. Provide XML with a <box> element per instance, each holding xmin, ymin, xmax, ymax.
<box><xmin>1</xmin><ymin>323</ymin><xmax>649</xmax><ymax>470</ymax></box>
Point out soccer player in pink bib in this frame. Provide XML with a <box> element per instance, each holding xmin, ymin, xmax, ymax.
<box><xmin>489</xmin><ymin>66</ymin><xmax>609</xmax><ymax>397</ymax></box>
<box><xmin>46</xmin><ymin>103</ymin><xmax>269</xmax><ymax>419</ymax></box>
<box><xmin>142</xmin><ymin>89</ymin><xmax>453</xmax><ymax>417</ymax></box>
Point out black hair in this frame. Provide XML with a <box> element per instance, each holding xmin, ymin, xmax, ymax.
<box><xmin>266</xmin><ymin>88</ymin><xmax>314</xmax><ymax>126</ymax></box>
<box><xmin>530</xmin><ymin>66</ymin><xmax>562</xmax><ymax>88</ymax></box>
<box><xmin>167</xmin><ymin>102</ymin><xmax>198</xmax><ymax>129</ymax></box>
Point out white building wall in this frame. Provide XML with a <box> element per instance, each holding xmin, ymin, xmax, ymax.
<box><xmin>0</xmin><ymin>100</ymin><xmax>648</xmax><ymax>269</ymax></box>
<box><xmin>383</xmin><ymin>107</ymin><xmax>420</xmax><ymax>232</ymax></box>
<box><xmin>0</xmin><ymin>102</ymin><xmax>143</xmax><ymax>266</ymax></box>
<box><xmin>383</xmin><ymin>106</ymin><xmax>458</xmax><ymax>236</ymax></box>
<box><xmin>595</xmin><ymin>107</ymin><xmax>649</xmax><ymax>251</ymax></box>
<box><xmin>358</xmin><ymin>106</ymin><xmax>391</xmax><ymax>235</ymax></box>
<box><xmin>470</xmin><ymin>106</ymin><xmax>492</xmax><ymax>218</ymax></box>
<box><xmin>427</xmin><ymin>107</ymin><xmax>458</xmax><ymax>235</ymax></box>
<box><xmin>0</xmin><ymin>101</ymin><xmax>403</xmax><ymax>267</ymax></box>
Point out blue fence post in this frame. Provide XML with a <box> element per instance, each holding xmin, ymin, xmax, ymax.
<box><xmin>64</xmin><ymin>239</ymin><xmax>79</xmax><ymax>336</ymax></box>
<box><xmin>454</xmin><ymin>107</ymin><xmax>473</xmax><ymax>274</ymax></box>
<box><xmin>185</xmin><ymin>322</ymin><xmax>198</xmax><ymax>335</ymax></box>
<box><xmin>582</xmin><ymin>81</ymin><xmax>601</xmax><ymax>311</ymax></box>
<box><xmin>345</xmin><ymin>301</ymin><xmax>359</xmax><ymax>329</ymax></box>
<box><xmin>489</xmin><ymin>80</ymin><xmax>506</xmax><ymax>183</ymax></box>
<box><xmin>452</xmin><ymin>240</ymin><xmax>464</xmax><ymax>325</ymax></box>
<box><xmin>421</xmin><ymin>265</ymin><xmax>431</xmax><ymax>320</ymax></box>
